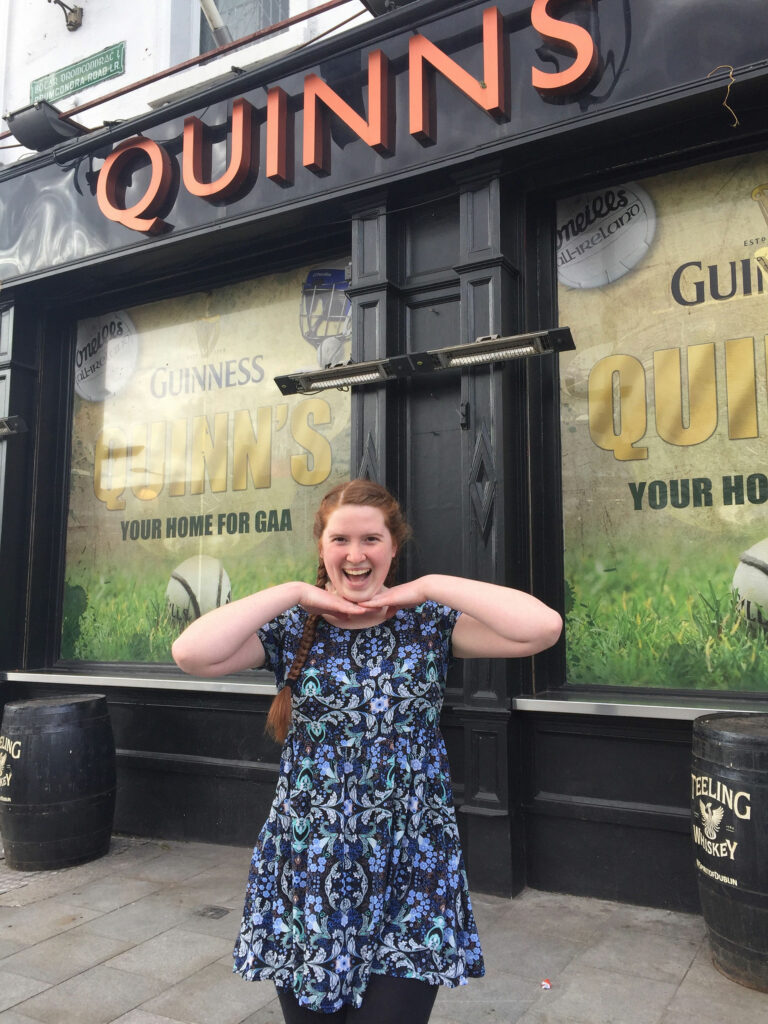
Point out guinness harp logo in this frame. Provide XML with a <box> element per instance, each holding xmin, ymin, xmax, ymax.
<box><xmin>751</xmin><ymin>183</ymin><xmax>768</xmax><ymax>227</ymax></box>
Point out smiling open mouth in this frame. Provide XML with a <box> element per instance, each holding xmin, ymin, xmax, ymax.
<box><xmin>343</xmin><ymin>568</ymin><xmax>371</xmax><ymax>579</ymax></box>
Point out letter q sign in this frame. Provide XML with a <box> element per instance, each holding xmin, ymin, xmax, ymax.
<box><xmin>96</xmin><ymin>137</ymin><xmax>174</xmax><ymax>234</ymax></box>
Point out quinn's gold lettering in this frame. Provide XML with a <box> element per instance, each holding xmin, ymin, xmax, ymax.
<box><xmin>588</xmin><ymin>354</ymin><xmax>648</xmax><ymax>461</ymax></box>
<box><xmin>588</xmin><ymin>337</ymin><xmax>766</xmax><ymax>461</ymax></box>
<box><xmin>93</xmin><ymin>427</ymin><xmax>129</xmax><ymax>510</ymax></box>
<box><xmin>290</xmin><ymin>399</ymin><xmax>332</xmax><ymax>485</ymax></box>
<box><xmin>190</xmin><ymin>413</ymin><xmax>229</xmax><ymax>495</ymax></box>
<box><xmin>725</xmin><ymin>337</ymin><xmax>759</xmax><ymax>440</ymax></box>
<box><xmin>93</xmin><ymin>401</ymin><xmax>334</xmax><ymax>504</ymax></box>
<box><xmin>169</xmin><ymin>418</ymin><xmax>188</xmax><ymax>497</ymax></box>
<box><xmin>233</xmin><ymin>407</ymin><xmax>272</xmax><ymax>490</ymax></box>
<box><xmin>131</xmin><ymin>421</ymin><xmax>165</xmax><ymax>501</ymax></box>
<box><xmin>654</xmin><ymin>343</ymin><xmax>717</xmax><ymax>448</ymax></box>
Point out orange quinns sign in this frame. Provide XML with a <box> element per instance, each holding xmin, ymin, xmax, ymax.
<box><xmin>530</xmin><ymin>0</ymin><xmax>598</xmax><ymax>94</ymax></box>
<box><xmin>183</xmin><ymin>97</ymin><xmax>257</xmax><ymax>200</ymax></box>
<box><xmin>96</xmin><ymin>136</ymin><xmax>174</xmax><ymax>234</ymax></box>
<box><xmin>409</xmin><ymin>6</ymin><xmax>508</xmax><ymax>144</ymax></box>
<box><xmin>96</xmin><ymin>4</ymin><xmax>598</xmax><ymax>234</ymax></box>
<box><xmin>304</xmin><ymin>49</ymin><xmax>392</xmax><ymax>174</ymax></box>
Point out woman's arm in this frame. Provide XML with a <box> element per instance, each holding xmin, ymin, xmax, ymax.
<box><xmin>363</xmin><ymin>575</ymin><xmax>562</xmax><ymax>658</ymax></box>
<box><xmin>171</xmin><ymin>581</ymin><xmax>366</xmax><ymax>677</ymax></box>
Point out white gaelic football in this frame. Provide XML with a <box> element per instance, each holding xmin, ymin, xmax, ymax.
<box><xmin>556</xmin><ymin>182</ymin><xmax>656</xmax><ymax>289</ymax></box>
<box><xmin>166</xmin><ymin>555</ymin><xmax>232</xmax><ymax>623</ymax></box>
<box><xmin>74</xmin><ymin>311</ymin><xmax>139</xmax><ymax>402</ymax></box>
<box><xmin>733</xmin><ymin>538</ymin><xmax>768</xmax><ymax>628</ymax></box>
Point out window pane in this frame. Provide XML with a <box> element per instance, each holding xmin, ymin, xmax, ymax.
<box><xmin>63</xmin><ymin>261</ymin><xmax>351</xmax><ymax>664</ymax></box>
<box><xmin>200</xmin><ymin>0</ymin><xmax>289</xmax><ymax>52</ymax></box>
<box><xmin>558</xmin><ymin>152</ymin><xmax>768</xmax><ymax>691</ymax></box>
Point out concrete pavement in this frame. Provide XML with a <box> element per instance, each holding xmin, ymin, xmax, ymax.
<box><xmin>0</xmin><ymin>835</ymin><xmax>766</xmax><ymax>1023</ymax></box>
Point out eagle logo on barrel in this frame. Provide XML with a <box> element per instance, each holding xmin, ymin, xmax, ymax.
<box><xmin>700</xmin><ymin>800</ymin><xmax>725</xmax><ymax>840</ymax></box>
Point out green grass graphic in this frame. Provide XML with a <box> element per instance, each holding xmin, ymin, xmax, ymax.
<box><xmin>61</xmin><ymin>553</ymin><xmax>317</xmax><ymax>663</ymax></box>
<box><xmin>565</xmin><ymin>555</ymin><xmax>768</xmax><ymax>691</ymax></box>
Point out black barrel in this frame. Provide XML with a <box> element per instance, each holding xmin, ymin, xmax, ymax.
<box><xmin>0</xmin><ymin>694</ymin><xmax>116</xmax><ymax>870</ymax></box>
<box><xmin>691</xmin><ymin>712</ymin><xmax>768</xmax><ymax>991</ymax></box>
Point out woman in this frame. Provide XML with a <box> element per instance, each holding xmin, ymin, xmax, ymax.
<box><xmin>172</xmin><ymin>479</ymin><xmax>562</xmax><ymax>1023</ymax></box>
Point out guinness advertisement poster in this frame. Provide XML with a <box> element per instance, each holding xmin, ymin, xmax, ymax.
<box><xmin>558</xmin><ymin>152</ymin><xmax>768</xmax><ymax>691</ymax></box>
<box><xmin>62</xmin><ymin>262</ymin><xmax>352</xmax><ymax>663</ymax></box>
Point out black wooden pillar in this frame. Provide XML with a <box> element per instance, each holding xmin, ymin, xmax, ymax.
<box><xmin>452</xmin><ymin>171</ymin><xmax>529</xmax><ymax>896</ymax></box>
<box><xmin>348</xmin><ymin>170</ymin><xmax>533</xmax><ymax>896</ymax></box>
<box><xmin>349</xmin><ymin>195</ymin><xmax>396</xmax><ymax>486</ymax></box>
<box><xmin>0</xmin><ymin>302</ymin><xmax>41</xmax><ymax>669</ymax></box>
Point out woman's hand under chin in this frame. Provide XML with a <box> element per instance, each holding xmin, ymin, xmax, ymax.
<box><xmin>359</xmin><ymin>578</ymin><xmax>430</xmax><ymax>617</ymax></box>
<box><xmin>298</xmin><ymin>584</ymin><xmax>368</xmax><ymax>619</ymax></box>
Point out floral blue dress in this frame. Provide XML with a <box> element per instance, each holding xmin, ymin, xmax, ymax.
<box><xmin>233</xmin><ymin>600</ymin><xmax>485</xmax><ymax>1013</ymax></box>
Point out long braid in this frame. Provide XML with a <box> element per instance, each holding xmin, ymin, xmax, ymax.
<box><xmin>264</xmin><ymin>561</ymin><xmax>328</xmax><ymax>743</ymax></box>
<box><xmin>287</xmin><ymin>561</ymin><xmax>329</xmax><ymax>684</ymax></box>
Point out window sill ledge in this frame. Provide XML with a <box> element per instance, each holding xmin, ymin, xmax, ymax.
<box><xmin>513</xmin><ymin>691</ymin><xmax>768</xmax><ymax>721</ymax></box>
<box><xmin>1</xmin><ymin>669</ymin><xmax>274</xmax><ymax>697</ymax></box>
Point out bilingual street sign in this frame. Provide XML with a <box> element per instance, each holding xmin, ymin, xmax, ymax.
<box><xmin>30</xmin><ymin>43</ymin><xmax>126</xmax><ymax>104</ymax></box>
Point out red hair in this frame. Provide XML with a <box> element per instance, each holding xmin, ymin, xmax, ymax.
<box><xmin>265</xmin><ymin>479</ymin><xmax>410</xmax><ymax>743</ymax></box>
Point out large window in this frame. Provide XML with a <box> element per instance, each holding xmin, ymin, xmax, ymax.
<box><xmin>200</xmin><ymin>0</ymin><xmax>290</xmax><ymax>52</ymax></box>
<box><xmin>62</xmin><ymin>261</ymin><xmax>351</xmax><ymax>663</ymax></box>
<box><xmin>558</xmin><ymin>151</ymin><xmax>768</xmax><ymax>691</ymax></box>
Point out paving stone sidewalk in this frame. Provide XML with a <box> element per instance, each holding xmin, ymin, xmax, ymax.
<box><xmin>0</xmin><ymin>835</ymin><xmax>766</xmax><ymax>1023</ymax></box>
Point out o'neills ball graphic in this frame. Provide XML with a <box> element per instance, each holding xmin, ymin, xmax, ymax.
<box><xmin>557</xmin><ymin>183</ymin><xmax>656</xmax><ymax>289</ymax></box>
<box><xmin>733</xmin><ymin>539</ymin><xmax>768</xmax><ymax>629</ymax></box>
<box><xmin>74</xmin><ymin>311</ymin><xmax>139</xmax><ymax>402</ymax></box>
<box><xmin>166</xmin><ymin>555</ymin><xmax>232</xmax><ymax>624</ymax></box>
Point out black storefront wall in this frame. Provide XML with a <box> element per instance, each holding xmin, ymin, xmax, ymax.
<box><xmin>1</xmin><ymin>0</ymin><xmax>768</xmax><ymax>906</ymax></box>
<box><xmin>2</xmin><ymin>0</ymin><xmax>768</xmax><ymax>293</ymax></box>
<box><xmin>523</xmin><ymin>712</ymin><xmax>701</xmax><ymax>912</ymax></box>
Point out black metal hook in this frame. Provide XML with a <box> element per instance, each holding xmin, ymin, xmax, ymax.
<box><xmin>48</xmin><ymin>0</ymin><xmax>84</xmax><ymax>32</ymax></box>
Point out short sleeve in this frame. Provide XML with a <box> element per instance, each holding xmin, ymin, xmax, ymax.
<box><xmin>414</xmin><ymin>600</ymin><xmax>460</xmax><ymax>659</ymax></box>
<box><xmin>434</xmin><ymin>602</ymin><xmax>461</xmax><ymax>657</ymax></box>
<box><xmin>256</xmin><ymin>605</ymin><xmax>306</xmax><ymax>690</ymax></box>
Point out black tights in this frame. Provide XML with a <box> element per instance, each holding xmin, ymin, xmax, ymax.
<box><xmin>276</xmin><ymin>974</ymin><xmax>439</xmax><ymax>1024</ymax></box>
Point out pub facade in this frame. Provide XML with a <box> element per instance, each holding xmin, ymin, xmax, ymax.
<box><xmin>2</xmin><ymin>0</ymin><xmax>768</xmax><ymax>910</ymax></box>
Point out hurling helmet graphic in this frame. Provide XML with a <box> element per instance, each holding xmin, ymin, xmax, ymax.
<box><xmin>300</xmin><ymin>268</ymin><xmax>352</xmax><ymax>368</ymax></box>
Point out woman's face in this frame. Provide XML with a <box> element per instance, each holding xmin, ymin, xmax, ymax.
<box><xmin>319</xmin><ymin>504</ymin><xmax>396</xmax><ymax>603</ymax></box>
